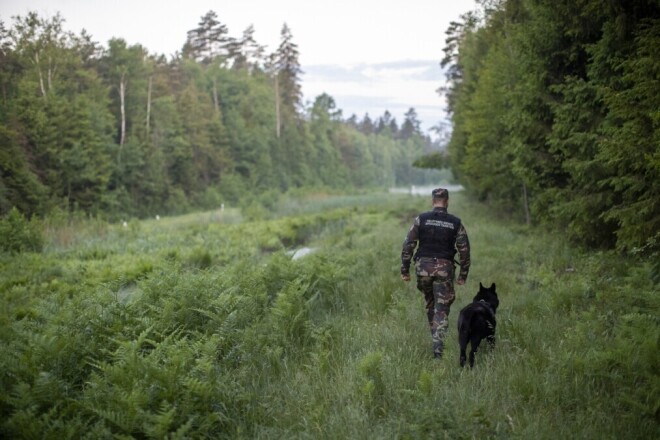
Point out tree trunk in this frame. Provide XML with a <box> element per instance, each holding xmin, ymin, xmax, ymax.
<box><xmin>275</xmin><ymin>76</ymin><xmax>280</xmax><ymax>138</ymax></box>
<box><xmin>47</xmin><ymin>56</ymin><xmax>54</xmax><ymax>94</ymax></box>
<box><xmin>522</xmin><ymin>183</ymin><xmax>531</xmax><ymax>225</ymax></box>
<box><xmin>212</xmin><ymin>76</ymin><xmax>220</xmax><ymax>115</ymax></box>
<box><xmin>34</xmin><ymin>53</ymin><xmax>46</xmax><ymax>99</ymax></box>
<box><xmin>119</xmin><ymin>72</ymin><xmax>127</xmax><ymax>162</ymax></box>
<box><xmin>146</xmin><ymin>75</ymin><xmax>152</xmax><ymax>138</ymax></box>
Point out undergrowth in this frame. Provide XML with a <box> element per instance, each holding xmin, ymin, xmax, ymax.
<box><xmin>0</xmin><ymin>192</ymin><xmax>657</xmax><ymax>439</ymax></box>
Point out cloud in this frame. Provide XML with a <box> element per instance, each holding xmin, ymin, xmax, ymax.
<box><xmin>305</xmin><ymin>60</ymin><xmax>445</xmax><ymax>82</ymax></box>
<box><xmin>360</xmin><ymin>65</ymin><xmax>430</xmax><ymax>80</ymax></box>
<box><xmin>301</xmin><ymin>60</ymin><xmax>448</xmax><ymax>132</ymax></box>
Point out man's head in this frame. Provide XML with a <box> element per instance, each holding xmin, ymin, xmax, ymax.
<box><xmin>432</xmin><ymin>187</ymin><xmax>449</xmax><ymax>207</ymax></box>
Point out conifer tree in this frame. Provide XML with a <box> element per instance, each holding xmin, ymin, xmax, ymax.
<box><xmin>273</xmin><ymin>23</ymin><xmax>303</xmax><ymax>115</ymax></box>
<box><xmin>441</xmin><ymin>0</ymin><xmax>660</xmax><ymax>252</ymax></box>
<box><xmin>399</xmin><ymin>108</ymin><xmax>421</xmax><ymax>140</ymax></box>
<box><xmin>271</xmin><ymin>23</ymin><xmax>309</xmax><ymax>187</ymax></box>
<box><xmin>185</xmin><ymin>11</ymin><xmax>231</xmax><ymax>64</ymax></box>
<box><xmin>359</xmin><ymin>113</ymin><xmax>374</xmax><ymax>134</ymax></box>
<box><xmin>231</xmin><ymin>25</ymin><xmax>265</xmax><ymax>73</ymax></box>
<box><xmin>376</xmin><ymin>110</ymin><xmax>393</xmax><ymax>135</ymax></box>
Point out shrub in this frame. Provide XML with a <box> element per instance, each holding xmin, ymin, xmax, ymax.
<box><xmin>0</xmin><ymin>207</ymin><xmax>43</xmax><ymax>253</ymax></box>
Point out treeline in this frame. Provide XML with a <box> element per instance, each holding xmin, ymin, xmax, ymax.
<box><xmin>440</xmin><ymin>0</ymin><xmax>659</xmax><ymax>254</ymax></box>
<box><xmin>0</xmin><ymin>11</ymin><xmax>439</xmax><ymax>219</ymax></box>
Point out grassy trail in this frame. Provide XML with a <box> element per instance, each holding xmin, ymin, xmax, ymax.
<box><xmin>1</xmin><ymin>193</ymin><xmax>657</xmax><ymax>439</ymax></box>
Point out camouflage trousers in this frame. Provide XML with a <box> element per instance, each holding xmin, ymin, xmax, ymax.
<box><xmin>415</xmin><ymin>258</ymin><xmax>456</xmax><ymax>358</ymax></box>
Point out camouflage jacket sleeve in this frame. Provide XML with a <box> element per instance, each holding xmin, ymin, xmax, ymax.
<box><xmin>455</xmin><ymin>223</ymin><xmax>470</xmax><ymax>281</ymax></box>
<box><xmin>400</xmin><ymin>216</ymin><xmax>420</xmax><ymax>275</ymax></box>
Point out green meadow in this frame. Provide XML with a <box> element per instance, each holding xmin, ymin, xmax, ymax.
<box><xmin>1</xmin><ymin>193</ymin><xmax>658</xmax><ymax>439</ymax></box>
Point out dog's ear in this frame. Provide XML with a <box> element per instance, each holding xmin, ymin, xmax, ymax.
<box><xmin>490</xmin><ymin>283</ymin><xmax>496</xmax><ymax>290</ymax></box>
<box><xmin>480</xmin><ymin>282</ymin><xmax>484</xmax><ymax>289</ymax></box>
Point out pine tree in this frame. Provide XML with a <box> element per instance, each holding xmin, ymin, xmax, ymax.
<box><xmin>231</xmin><ymin>25</ymin><xmax>265</xmax><ymax>73</ymax></box>
<box><xmin>185</xmin><ymin>11</ymin><xmax>231</xmax><ymax>65</ymax></box>
<box><xmin>399</xmin><ymin>108</ymin><xmax>421</xmax><ymax>140</ymax></box>
<box><xmin>271</xmin><ymin>23</ymin><xmax>309</xmax><ymax>187</ymax></box>
<box><xmin>359</xmin><ymin>113</ymin><xmax>374</xmax><ymax>134</ymax></box>
<box><xmin>376</xmin><ymin>110</ymin><xmax>393</xmax><ymax>135</ymax></box>
<box><xmin>274</xmin><ymin>23</ymin><xmax>303</xmax><ymax>115</ymax></box>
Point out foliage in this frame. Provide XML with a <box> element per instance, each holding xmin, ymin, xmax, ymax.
<box><xmin>0</xmin><ymin>192</ymin><xmax>657</xmax><ymax>439</ymax></box>
<box><xmin>413</xmin><ymin>151</ymin><xmax>447</xmax><ymax>169</ymax></box>
<box><xmin>0</xmin><ymin>10</ymin><xmax>440</xmax><ymax>222</ymax></box>
<box><xmin>0</xmin><ymin>206</ymin><xmax>43</xmax><ymax>253</ymax></box>
<box><xmin>441</xmin><ymin>0</ymin><xmax>660</xmax><ymax>253</ymax></box>
<box><xmin>0</xmin><ymin>125</ymin><xmax>47</xmax><ymax>216</ymax></box>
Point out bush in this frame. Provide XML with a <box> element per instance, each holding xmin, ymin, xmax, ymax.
<box><xmin>0</xmin><ymin>207</ymin><xmax>43</xmax><ymax>253</ymax></box>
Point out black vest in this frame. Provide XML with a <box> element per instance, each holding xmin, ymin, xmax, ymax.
<box><xmin>415</xmin><ymin>208</ymin><xmax>461</xmax><ymax>261</ymax></box>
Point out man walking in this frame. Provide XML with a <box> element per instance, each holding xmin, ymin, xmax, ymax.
<box><xmin>400</xmin><ymin>188</ymin><xmax>471</xmax><ymax>359</ymax></box>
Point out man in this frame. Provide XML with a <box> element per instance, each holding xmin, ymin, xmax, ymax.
<box><xmin>400</xmin><ymin>188</ymin><xmax>471</xmax><ymax>359</ymax></box>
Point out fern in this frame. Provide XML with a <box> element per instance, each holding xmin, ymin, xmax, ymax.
<box><xmin>143</xmin><ymin>401</ymin><xmax>177</xmax><ymax>439</ymax></box>
<box><xmin>169</xmin><ymin>417</ymin><xmax>195</xmax><ymax>440</ymax></box>
<box><xmin>357</xmin><ymin>351</ymin><xmax>387</xmax><ymax>414</ymax></box>
<box><xmin>3</xmin><ymin>193</ymin><xmax>658</xmax><ymax>438</ymax></box>
<box><xmin>92</xmin><ymin>408</ymin><xmax>133</xmax><ymax>432</ymax></box>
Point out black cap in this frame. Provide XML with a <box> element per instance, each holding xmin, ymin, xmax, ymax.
<box><xmin>432</xmin><ymin>188</ymin><xmax>449</xmax><ymax>199</ymax></box>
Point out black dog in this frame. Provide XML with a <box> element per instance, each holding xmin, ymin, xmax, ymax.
<box><xmin>457</xmin><ymin>283</ymin><xmax>499</xmax><ymax>368</ymax></box>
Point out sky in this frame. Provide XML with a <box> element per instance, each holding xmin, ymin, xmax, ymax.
<box><xmin>1</xmin><ymin>0</ymin><xmax>478</xmax><ymax>136</ymax></box>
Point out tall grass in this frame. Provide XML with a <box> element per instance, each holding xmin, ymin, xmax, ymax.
<box><xmin>0</xmin><ymin>193</ymin><xmax>657</xmax><ymax>439</ymax></box>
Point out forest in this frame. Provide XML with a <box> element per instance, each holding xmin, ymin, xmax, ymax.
<box><xmin>439</xmin><ymin>0</ymin><xmax>659</xmax><ymax>256</ymax></box>
<box><xmin>0</xmin><ymin>10</ymin><xmax>441</xmax><ymax>221</ymax></box>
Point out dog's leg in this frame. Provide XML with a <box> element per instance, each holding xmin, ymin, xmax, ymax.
<box><xmin>487</xmin><ymin>334</ymin><xmax>496</xmax><ymax>349</ymax></box>
<box><xmin>458</xmin><ymin>324</ymin><xmax>469</xmax><ymax>367</ymax></box>
<box><xmin>458</xmin><ymin>330</ymin><xmax>468</xmax><ymax>367</ymax></box>
<box><xmin>458</xmin><ymin>311</ymin><xmax>471</xmax><ymax>367</ymax></box>
<box><xmin>469</xmin><ymin>336</ymin><xmax>482</xmax><ymax>368</ymax></box>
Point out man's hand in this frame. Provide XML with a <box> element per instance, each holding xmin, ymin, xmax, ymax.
<box><xmin>456</xmin><ymin>278</ymin><xmax>465</xmax><ymax>286</ymax></box>
<box><xmin>401</xmin><ymin>273</ymin><xmax>411</xmax><ymax>282</ymax></box>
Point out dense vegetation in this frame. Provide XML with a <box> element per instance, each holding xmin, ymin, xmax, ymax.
<box><xmin>438</xmin><ymin>0</ymin><xmax>659</xmax><ymax>255</ymax></box>
<box><xmin>1</xmin><ymin>192</ymin><xmax>657</xmax><ymax>438</ymax></box>
<box><xmin>0</xmin><ymin>11</ymin><xmax>442</xmax><ymax>220</ymax></box>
